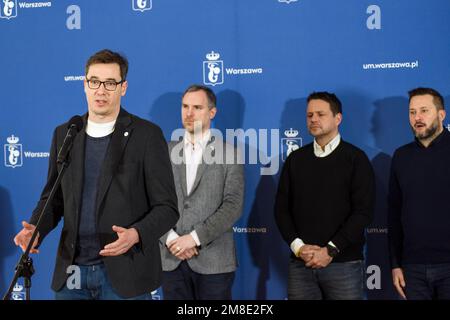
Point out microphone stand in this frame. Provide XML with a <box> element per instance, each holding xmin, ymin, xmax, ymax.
<box><xmin>3</xmin><ymin>157</ymin><xmax>71</xmax><ymax>300</ymax></box>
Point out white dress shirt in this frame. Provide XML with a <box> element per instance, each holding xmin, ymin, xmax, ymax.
<box><xmin>184</xmin><ymin>130</ymin><xmax>211</xmax><ymax>195</ymax></box>
<box><xmin>313</xmin><ymin>133</ymin><xmax>341</xmax><ymax>158</ymax></box>
<box><xmin>166</xmin><ymin>130</ymin><xmax>211</xmax><ymax>247</ymax></box>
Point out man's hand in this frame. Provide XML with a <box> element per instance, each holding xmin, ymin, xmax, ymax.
<box><xmin>168</xmin><ymin>235</ymin><xmax>198</xmax><ymax>260</ymax></box>
<box><xmin>14</xmin><ymin>221</ymin><xmax>40</xmax><ymax>254</ymax></box>
<box><xmin>296</xmin><ymin>244</ymin><xmax>320</xmax><ymax>262</ymax></box>
<box><xmin>305</xmin><ymin>247</ymin><xmax>332</xmax><ymax>268</ymax></box>
<box><xmin>392</xmin><ymin>268</ymin><xmax>406</xmax><ymax>299</ymax></box>
<box><xmin>99</xmin><ymin>226</ymin><xmax>139</xmax><ymax>257</ymax></box>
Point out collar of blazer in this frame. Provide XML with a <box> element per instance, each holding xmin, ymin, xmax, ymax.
<box><xmin>70</xmin><ymin>107</ymin><xmax>134</xmax><ymax>215</ymax></box>
<box><xmin>175</xmin><ymin>133</ymin><xmax>219</xmax><ymax>197</ymax></box>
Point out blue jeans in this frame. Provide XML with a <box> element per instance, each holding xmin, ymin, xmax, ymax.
<box><xmin>288</xmin><ymin>258</ymin><xmax>364</xmax><ymax>300</ymax></box>
<box><xmin>403</xmin><ymin>263</ymin><xmax>450</xmax><ymax>300</ymax></box>
<box><xmin>162</xmin><ymin>261</ymin><xmax>235</xmax><ymax>300</ymax></box>
<box><xmin>54</xmin><ymin>264</ymin><xmax>152</xmax><ymax>300</ymax></box>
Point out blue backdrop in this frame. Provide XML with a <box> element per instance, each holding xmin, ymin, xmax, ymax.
<box><xmin>1</xmin><ymin>0</ymin><xmax>449</xmax><ymax>300</ymax></box>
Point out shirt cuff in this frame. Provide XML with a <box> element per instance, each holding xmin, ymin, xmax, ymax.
<box><xmin>166</xmin><ymin>229</ymin><xmax>179</xmax><ymax>246</ymax></box>
<box><xmin>328</xmin><ymin>241</ymin><xmax>339</xmax><ymax>252</ymax></box>
<box><xmin>190</xmin><ymin>230</ymin><xmax>201</xmax><ymax>247</ymax></box>
<box><xmin>290</xmin><ymin>238</ymin><xmax>305</xmax><ymax>255</ymax></box>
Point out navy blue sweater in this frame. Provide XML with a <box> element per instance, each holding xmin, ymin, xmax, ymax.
<box><xmin>388</xmin><ymin>129</ymin><xmax>450</xmax><ymax>268</ymax></box>
<box><xmin>74</xmin><ymin>134</ymin><xmax>111</xmax><ymax>265</ymax></box>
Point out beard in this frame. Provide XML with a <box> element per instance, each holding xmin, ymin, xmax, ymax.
<box><xmin>412</xmin><ymin>118</ymin><xmax>440</xmax><ymax>140</ymax></box>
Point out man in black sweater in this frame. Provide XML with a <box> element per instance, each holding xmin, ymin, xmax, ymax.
<box><xmin>275</xmin><ymin>92</ymin><xmax>374</xmax><ymax>300</ymax></box>
<box><xmin>388</xmin><ymin>87</ymin><xmax>450</xmax><ymax>300</ymax></box>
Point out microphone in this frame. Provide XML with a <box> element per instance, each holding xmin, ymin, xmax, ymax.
<box><xmin>56</xmin><ymin>115</ymin><xmax>84</xmax><ymax>164</ymax></box>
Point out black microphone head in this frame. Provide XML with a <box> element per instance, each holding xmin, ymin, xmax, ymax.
<box><xmin>68</xmin><ymin>115</ymin><xmax>83</xmax><ymax>132</ymax></box>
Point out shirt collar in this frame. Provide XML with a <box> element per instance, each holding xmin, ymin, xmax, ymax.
<box><xmin>313</xmin><ymin>133</ymin><xmax>341</xmax><ymax>157</ymax></box>
<box><xmin>184</xmin><ymin>130</ymin><xmax>211</xmax><ymax>150</ymax></box>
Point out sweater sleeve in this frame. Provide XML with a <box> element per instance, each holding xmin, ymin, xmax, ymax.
<box><xmin>387</xmin><ymin>151</ymin><xmax>404</xmax><ymax>269</ymax></box>
<box><xmin>330</xmin><ymin>150</ymin><xmax>375</xmax><ymax>251</ymax></box>
<box><xmin>274</xmin><ymin>155</ymin><xmax>298</xmax><ymax>246</ymax></box>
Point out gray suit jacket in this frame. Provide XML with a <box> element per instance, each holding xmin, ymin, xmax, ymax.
<box><xmin>160</xmin><ymin>136</ymin><xmax>244</xmax><ymax>274</ymax></box>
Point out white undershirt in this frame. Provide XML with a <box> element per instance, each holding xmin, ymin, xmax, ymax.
<box><xmin>86</xmin><ymin>119</ymin><xmax>116</xmax><ymax>138</ymax></box>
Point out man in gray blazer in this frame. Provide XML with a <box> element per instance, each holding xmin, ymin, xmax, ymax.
<box><xmin>160</xmin><ymin>84</ymin><xmax>244</xmax><ymax>300</ymax></box>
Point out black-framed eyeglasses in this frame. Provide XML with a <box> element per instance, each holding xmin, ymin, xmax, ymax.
<box><xmin>86</xmin><ymin>78</ymin><xmax>124</xmax><ymax>91</ymax></box>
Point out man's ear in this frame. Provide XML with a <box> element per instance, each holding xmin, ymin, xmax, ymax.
<box><xmin>210</xmin><ymin>107</ymin><xmax>217</xmax><ymax>120</ymax></box>
<box><xmin>121</xmin><ymin>80</ymin><xmax>128</xmax><ymax>96</ymax></box>
<box><xmin>335</xmin><ymin>113</ymin><xmax>343</xmax><ymax>126</ymax></box>
<box><xmin>439</xmin><ymin>109</ymin><xmax>446</xmax><ymax>122</ymax></box>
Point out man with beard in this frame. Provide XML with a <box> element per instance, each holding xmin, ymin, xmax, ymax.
<box><xmin>388</xmin><ymin>87</ymin><xmax>450</xmax><ymax>300</ymax></box>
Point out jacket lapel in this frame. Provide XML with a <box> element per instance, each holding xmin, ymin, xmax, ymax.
<box><xmin>178</xmin><ymin>143</ymin><xmax>187</xmax><ymax>197</ymax></box>
<box><xmin>188</xmin><ymin>137</ymin><xmax>215</xmax><ymax>196</ymax></box>
<box><xmin>70</xmin><ymin>114</ymin><xmax>87</xmax><ymax>215</ymax></box>
<box><xmin>95</xmin><ymin>108</ymin><xmax>133</xmax><ymax>213</ymax></box>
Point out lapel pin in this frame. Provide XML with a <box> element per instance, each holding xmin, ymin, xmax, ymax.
<box><xmin>124</xmin><ymin>132</ymin><xmax>129</xmax><ymax>137</ymax></box>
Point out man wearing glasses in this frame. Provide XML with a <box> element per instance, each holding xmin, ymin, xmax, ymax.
<box><xmin>13</xmin><ymin>49</ymin><xmax>179</xmax><ymax>300</ymax></box>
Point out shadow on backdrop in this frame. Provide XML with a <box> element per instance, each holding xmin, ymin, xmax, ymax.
<box><xmin>339</xmin><ymin>91</ymin><xmax>373</xmax><ymax>149</ymax></box>
<box><xmin>149</xmin><ymin>92</ymin><xmax>183</xmax><ymax>141</ymax></box>
<box><xmin>241</xmin><ymin>97</ymin><xmax>311</xmax><ymax>299</ymax></box>
<box><xmin>216</xmin><ymin>90</ymin><xmax>288</xmax><ymax>299</ymax></box>
<box><xmin>214</xmin><ymin>90</ymin><xmax>258</xmax><ymax>298</ymax></box>
<box><xmin>366</xmin><ymin>96</ymin><xmax>410</xmax><ymax>300</ymax></box>
<box><xmin>247</xmin><ymin>97</ymin><xmax>310</xmax><ymax>299</ymax></box>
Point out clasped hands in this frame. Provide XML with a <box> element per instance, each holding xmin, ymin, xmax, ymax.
<box><xmin>296</xmin><ymin>244</ymin><xmax>333</xmax><ymax>268</ymax></box>
<box><xmin>167</xmin><ymin>234</ymin><xmax>198</xmax><ymax>260</ymax></box>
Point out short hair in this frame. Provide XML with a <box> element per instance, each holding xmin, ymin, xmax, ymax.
<box><xmin>182</xmin><ymin>84</ymin><xmax>217</xmax><ymax>109</ymax></box>
<box><xmin>307</xmin><ymin>91</ymin><xmax>342</xmax><ymax>116</ymax></box>
<box><xmin>85</xmin><ymin>49</ymin><xmax>129</xmax><ymax>81</ymax></box>
<box><xmin>408</xmin><ymin>87</ymin><xmax>445</xmax><ymax>111</ymax></box>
